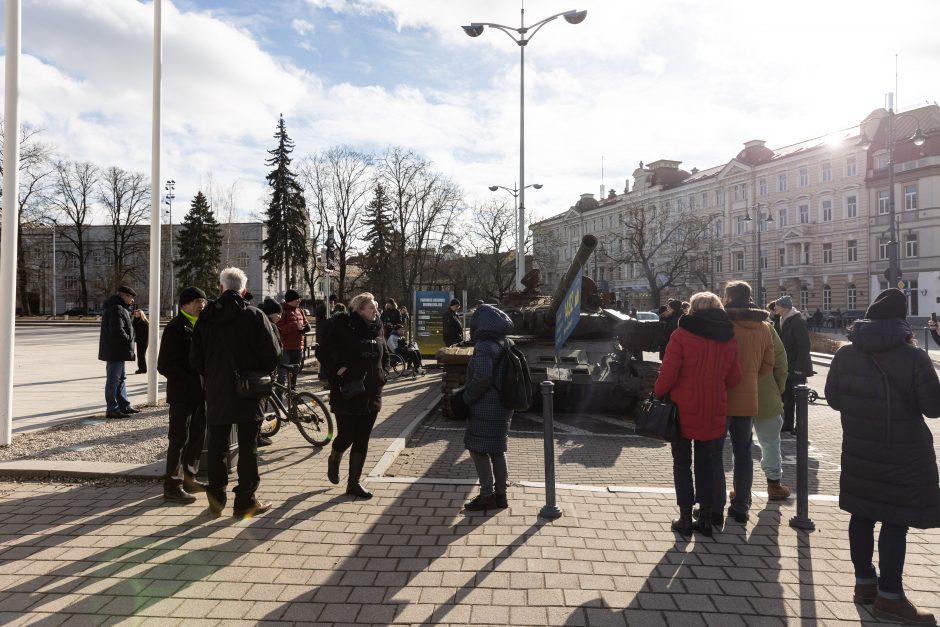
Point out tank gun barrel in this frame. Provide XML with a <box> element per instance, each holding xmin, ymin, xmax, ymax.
<box><xmin>547</xmin><ymin>234</ymin><xmax>597</xmax><ymax>320</ymax></box>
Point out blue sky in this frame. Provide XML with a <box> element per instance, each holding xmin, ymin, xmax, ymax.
<box><xmin>3</xmin><ymin>0</ymin><xmax>940</xmax><ymax>228</ymax></box>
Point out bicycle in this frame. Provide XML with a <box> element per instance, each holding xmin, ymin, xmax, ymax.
<box><xmin>385</xmin><ymin>353</ymin><xmax>407</xmax><ymax>380</ymax></box>
<box><xmin>259</xmin><ymin>364</ymin><xmax>334</xmax><ymax>446</ymax></box>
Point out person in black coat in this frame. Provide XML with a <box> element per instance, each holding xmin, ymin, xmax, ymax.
<box><xmin>658</xmin><ymin>299</ymin><xmax>682</xmax><ymax>360</ymax></box>
<box><xmin>443</xmin><ymin>298</ymin><xmax>464</xmax><ymax>346</ymax></box>
<box><xmin>98</xmin><ymin>285</ymin><xmax>139</xmax><ymax>418</ymax></box>
<box><xmin>380</xmin><ymin>298</ymin><xmax>403</xmax><ymax>338</ymax></box>
<box><xmin>157</xmin><ymin>287</ymin><xmax>209</xmax><ymax>504</ymax></box>
<box><xmin>825</xmin><ymin>288</ymin><xmax>940</xmax><ymax>624</ymax></box>
<box><xmin>774</xmin><ymin>295</ymin><xmax>812</xmax><ymax>433</ymax></box>
<box><xmin>316</xmin><ymin>292</ymin><xmax>389</xmax><ymax>500</ymax></box>
<box><xmin>132</xmin><ymin>308</ymin><xmax>149</xmax><ymax>374</ymax></box>
<box><xmin>190</xmin><ymin>268</ymin><xmax>281</xmax><ymax>518</ymax></box>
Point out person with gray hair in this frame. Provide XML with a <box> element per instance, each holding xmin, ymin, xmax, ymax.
<box><xmin>190</xmin><ymin>267</ymin><xmax>281</xmax><ymax>518</ymax></box>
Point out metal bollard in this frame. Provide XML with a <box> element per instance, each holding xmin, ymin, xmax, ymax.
<box><xmin>539</xmin><ymin>381</ymin><xmax>562</xmax><ymax>520</ymax></box>
<box><xmin>789</xmin><ymin>384</ymin><xmax>815</xmax><ymax>531</ymax></box>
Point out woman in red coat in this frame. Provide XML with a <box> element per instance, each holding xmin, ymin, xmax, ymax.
<box><xmin>654</xmin><ymin>291</ymin><xmax>741</xmax><ymax>537</ymax></box>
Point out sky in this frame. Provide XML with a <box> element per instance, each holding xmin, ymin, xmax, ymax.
<box><xmin>2</xmin><ymin>0</ymin><xmax>940</xmax><ymax>227</ymax></box>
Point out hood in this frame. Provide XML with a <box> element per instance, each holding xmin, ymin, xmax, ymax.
<box><xmin>470</xmin><ymin>304</ymin><xmax>513</xmax><ymax>342</ymax></box>
<box><xmin>199</xmin><ymin>290</ymin><xmax>246</xmax><ymax>326</ymax></box>
<box><xmin>848</xmin><ymin>318</ymin><xmax>913</xmax><ymax>354</ymax></box>
<box><xmin>678</xmin><ymin>308</ymin><xmax>735</xmax><ymax>342</ymax></box>
<box><xmin>726</xmin><ymin>304</ymin><xmax>770</xmax><ymax>329</ymax></box>
<box><xmin>104</xmin><ymin>294</ymin><xmax>126</xmax><ymax>309</ymax></box>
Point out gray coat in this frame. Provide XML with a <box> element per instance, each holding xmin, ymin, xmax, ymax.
<box><xmin>463</xmin><ymin>305</ymin><xmax>514</xmax><ymax>454</ymax></box>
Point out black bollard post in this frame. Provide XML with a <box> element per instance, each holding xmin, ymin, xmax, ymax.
<box><xmin>539</xmin><ymin>381</ymin><xmax>562</xmax><ymax>520</ymax></box>
<box><xmin>789</xmin><ymin>384</ymin><xmax>815</xmax><ymax>531</ymax></box>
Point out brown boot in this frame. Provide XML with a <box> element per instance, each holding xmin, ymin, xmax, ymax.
<box><xmin>767</xmin><ymin>480</ymin><xmax>791</xmax><ymax>501</ymax></box>
<box><xmin>873</xmin><ymin>596</ymin><xmax>937</xmax><ymax>625</ymax></box>
<box><xmin>853</xmin><ymin>582</ymin><xmax>877</xmax><ymax>605</ymax></box>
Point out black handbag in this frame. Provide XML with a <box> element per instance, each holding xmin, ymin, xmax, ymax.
<box><xmin>450</xmin><ymin>385</ymin><xmax>471</xmax><ymax>420</ymax></box>
<box><xmin>221</xmin><ymin>338</ymin><xmax>274</xmax><ymax>400</ymax></box>
<box><xmin>339</xmin><ymin>376</ymin><xmax>367</xmax><ymax>400</ymax></box>
<box><xmin>634</xmin><ymin>394</ymin><xmax>680</xmax><ymax>442</ymax></box>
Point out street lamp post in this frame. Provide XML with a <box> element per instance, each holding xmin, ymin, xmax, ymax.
<box><xmin>164</xmin><ymin>179</ymin><xmax>175</xmax><ymax>313</ymax></box>
<box><xmin>49</xmin><ymin>219</ymin><xmax>57</xmax><ymax>316</ymax></box>
<box><xmin>744</xmin><ymin>204</ymin><xmax>774</xmax><ymax>303</ymax></box>
<box><xmin>463</xmin><ymin>7</ymin><xmax>586</xmax><ymax>292</ymax></box>
<box><xmin>489</xmin><ymin>182</ymin><xmax>542</xmax><ymax>288</ymax></box>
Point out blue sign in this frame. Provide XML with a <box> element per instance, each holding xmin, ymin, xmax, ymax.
<box><xmin>555</xmin><ymin>272</ymin><xmax>582</xmax><ymax>354</ymax></box>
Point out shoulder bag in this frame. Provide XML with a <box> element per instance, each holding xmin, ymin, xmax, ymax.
<box><xmin>634</xmin><ymin>393</ymin><xmax>680</xmax><ymax>442</ymax></box>
<box><xmin>220</xmin><ymin>337</ymin><xmax>274</xmax><ymax>400</ymax></box>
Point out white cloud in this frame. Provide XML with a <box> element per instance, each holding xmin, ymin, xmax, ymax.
<box><xmin>291</xmin><ymin>18</ymin><xmax>314</xmax><ymax>36</ymax></box>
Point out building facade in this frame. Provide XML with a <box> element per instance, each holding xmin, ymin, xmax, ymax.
<box><xmin>533</xmin><ymin>104</ymin><xmax>940</xmax><ymax>315</ymax></box>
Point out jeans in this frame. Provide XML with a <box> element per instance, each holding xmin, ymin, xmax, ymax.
<box><xmin>714</xmin><ymin>416</ymin><xmax>753</xmax><ymax>513</ymax></box>
<box><xmin>332</xmin><ymin>411</ymin><xmax>379</xmax><ymax>456</ymax></box>
<box><xmin>164</xmin><ymin>400</ymin><xmax>207</xmax><ymax>490</ymax></box>
<box><xmin>469</xmin><ymin>449</ymin><xmax>508</xmax><ymax>496</ymax></box>
<box><xmin>277</xmin><ymin>350</ymin><xmax>304</xmax><ymax>398</ymax></box>
<box><xmin>671</xmin><ymin>438</ymin><xmax>717</xmax><ymax>509</ymax></box>
<box><xmin>207</xmin><ymin>421</ymin><xmax>261</xmax><ymax>510</ymax></box>
<box><xmin>104</xmin><ymin>361</ymin><xmax>130</xmax><ymax>413</ymax></box>
<box><xmin>753</xmin><ymin>415</ymin><xmax>784</xmax><ymax>481</ymax></box>
<box><xmin>849</xmin><ymin>514</ymin><xmax>908</xmax><ymax>597</ymax></box>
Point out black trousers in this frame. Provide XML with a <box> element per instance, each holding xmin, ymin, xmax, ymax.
<box><xmin>163</xmin><ymin>399</ymin><xmax>206</xmax><ymax>490</ymax></box>
<box><xmin>332</xmin><ymin>411</ymin><xmax>379</xmax><ymax>455</ymax></box>
<box><xmin>671</xmin><ymin>437</ymin><xmax>718</xmax><ymax>509</ymax></box>
<box><xmin>781</xmin><ymin>375</ymin><xmax>804</xmax><ymax>431</ymax></box>
<box><xmin>207</xmin><ymin>421</ymin><xmax>261</xmax><ymax>508</ymax></box>
<box><xmin>136</xmin><ymin>341</ymin><xmax>147</xmax><ymax>372</ymax></box>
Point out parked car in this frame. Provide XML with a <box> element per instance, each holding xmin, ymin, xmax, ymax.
<box><xmin>634</xmin><ymin>311</ymin><xmax>660</xmax><ymax>322</ymax></box>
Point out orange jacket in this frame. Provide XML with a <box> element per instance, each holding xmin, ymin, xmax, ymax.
<box><xmin>724</xmin><ymin>306</ymin><xmax>775</xmax><ymax>417</ymax></box>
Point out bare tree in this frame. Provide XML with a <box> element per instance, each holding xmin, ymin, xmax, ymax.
<box><xmin>465</xmin><ymin>200</ymin><xmax>516</xmax><ymax>299</ymax></box>
<box><xmin>51</xmin><ymin>161</ymin><xmax>99</xmax><ymax>314</ymax></box>
<box><xmin>98</xmin><ymin>166</ymin><xmax>150</xmax><ymax>291</ymax></box>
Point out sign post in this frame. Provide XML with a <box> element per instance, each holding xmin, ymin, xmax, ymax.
<box><xmin>554</xmin><ymin>272</ymin><xmax>582</xmax><ymax>354</ymax></box>
<box><xmin>414</xmin><ymin>290</ymin><xmax>450</xmax><ymax>357</ymax></box>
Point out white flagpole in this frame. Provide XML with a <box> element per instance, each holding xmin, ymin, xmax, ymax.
<box><xmin>147</xmin><ymin>0</ymin><xmax>163</xmax><ymax>404</ymax></box>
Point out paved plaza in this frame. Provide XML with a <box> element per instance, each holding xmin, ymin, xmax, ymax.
<box><xmin>0</xmin><ymin>324</ymin><xmax>939</xmax><ymax>624</ymax></box>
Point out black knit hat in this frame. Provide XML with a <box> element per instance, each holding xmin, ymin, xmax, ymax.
<box><xmin>178</xmin><ymin>286</ymin><xmax>207</xmax><ymax>306</ymax></box>
<box><xmin>260</xmin><ymin>297</ymin><xmax>283</xmax><ymax>316</ymax></box>
<box><xmin>865</xmin><ymin>288</ymin><xmax>907</xmax><ymax>320</ymax></box>
<box><xmin>117</xmin><ymin>285</ymin><xmax>137</xmax><ymax>297</ymax></box>
<box><xmin>284</xmin><ymin>289</ymin><xmax>301</xmax><ymax>302</ymax></box>
<box><xmin>667</xmin><ymin>299</ymin><xmax>683</xmax><ymax>312</ymax></box>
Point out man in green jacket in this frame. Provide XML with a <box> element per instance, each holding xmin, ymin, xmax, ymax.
<box><xmin>755</xmin><ymin>323</ymin><xmax>792</xmax><ymax>500</ymax></box>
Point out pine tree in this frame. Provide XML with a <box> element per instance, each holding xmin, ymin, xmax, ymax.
<box><xmin>361</xmin><ymin>182</ymin><xmax>396</xmax><ymax>300</ymax></box>
<box><xmin>175</xmin><ymin>191</ymin><xmax>223</xmax><ymax>296</ymax></box>
<box><xmin>262</xmin><ymin>115</ymin><xmax>309</xmax><ymax>287</ymax></box>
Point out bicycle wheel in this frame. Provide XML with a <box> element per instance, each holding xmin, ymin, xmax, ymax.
<box><xmin>293</xmin><ymin>392</ymin><xmax>334</xmax><ymax>446</ymax></box>
<box><xmin>259</xmin><ymin>396</ymin><xmax>282</xmax><ymax>437</ymax></box>
<box><xmin>387</xmin><ymin>354</ymin><xmax>406</xmax><ymax>380</ymax></box>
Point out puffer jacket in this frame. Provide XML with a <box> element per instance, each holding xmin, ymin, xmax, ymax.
<box><xmin>315</xmin><ymin>311</ymin><xmax>389</xmax><ymax>416</ymax></box>
<box><xmin>780</xmin><ymin>308</ymin><xmax>813</xmax><ymax>378</ymax></box>
<box><xmin>725</xmin><ymin>304</ymin><xmax>775</xmax><ymax>417</ymax></box>
<box><xmin>654</xmin><ymin>309</ymin><xmax>742</xmax><ymax>441</ymax></box>
<box><xmin>463</xmin><ymin>305</ymin><xmax>514</xmax><ymax>454</ymax></box>
<box><xmin>276</xmin><ymin>302</ymin><xmax>308</xmax><ymax>351</ymax></box>
<box><xmin>98</xmin><ymin>294</ymin><xmax>135</xmax><ymax>362</ymax></box>
<box><xmin>825</xmin><ymin>318</ymin><xmax>940</xmax><ymax>529</ymax></box>
<box><xmin>756</xmin><ymin>324</ymin><xmax>788</xmax><ymax>419</ymax></box>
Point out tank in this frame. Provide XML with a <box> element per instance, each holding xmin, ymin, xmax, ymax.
<box><xmin>438</xmin><ymin>234</ymin><xmax>662</xmax><ymax>418</ymax></box>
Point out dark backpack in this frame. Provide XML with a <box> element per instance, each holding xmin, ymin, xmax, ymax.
<box><xmin>494</xmin><ymin>338</ymin><xmax>533</xmax><ymax>411</ymax></box>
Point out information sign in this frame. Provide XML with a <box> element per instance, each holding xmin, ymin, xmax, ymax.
<box><xmin>554</xmin><ymin>273</ymin><xmax>582</xmax><ymax>354</ymax></box>
<box><xmin>414</xmin><ymin>291</ymin><xmax>450</xmax><ymax>356</ymax></box>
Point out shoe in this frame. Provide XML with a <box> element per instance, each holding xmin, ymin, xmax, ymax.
<box><xmin>767</xmin><ymin>480</ymin><xmax>792</xmax><ymax>501</ymax></box>
<box><xmin>233</xmin><ymin>500</ymin><xmax>272</xmax><ymax>518</ymax></box>
<box><xmin>206</xmin><ymin>490</ymin><xmax>226</xmax><ymax>517</ymax></box>
<box><xmin>105</xmin><ymin>412</ymin><xmax>129</xmax><ymax>419</ymax></box>
<box><xmin>853</xmin><ymin>583</ymin><xmax>877</xmax><ymax>605</ymax></box>
<box><xmin>492</xmin><ymin>493</ymin><xmax>508</xmax><ymax>509</ymax></box>
<box><xmin>183</xmin><ymin>477</ymin><xmax>207</xmax><ymax>493</ymax></box>
<box><xmin>671</xmin><ymin>506</ymin><xmax>693</xmax><ymax>537</ymax></box>
<box><xmin>729</xmin><ymin>490</ymin><xmax>735</xmax><ymax>501</ymax></box>
<box><xmin>691</xmin><ymin>505</ymin><xmax>713</xmax><ymax>538</ymax></box>
<box><xmin>134</xmin><ymin>369</ymin><xmax>147</xmax><ymax>374</ymax></box>
<box><xmin>163</xmin><ymin>487</ymin><xmax>197</xmax><ymax>504</ymax></box>
<box><xmin>327</xmin><ymin>449</ymin><xmax>343</xmax><ymax>485</ymax></box>
<box><xmin>872</xmin><ymin>596</ymin><xmax>937</xmax><ymax>625</ymax></box>
<box><xmin>257</xmin><ymin>436</ymin><xmax>273</xmax><ymax>447</ymax></box>
<box><xmin>692</xmin><ymin>506</ymin><xmax>724</xmax><ymax>528</ymax></box>
<box><xmin>727</xmin><ymin>507</ymin><xmax>749</xmax><ymax>524</ymax></box>
<box><xmin>122</xmin><ymin>407</ymin><xmax>142</xmax><ymax>414</ymax></box>
<box><xmin>346</xmin><ymin>483</ymin><xmax>373</xmax><ymax>499</ymax></box>
<box><xmin>464</xmin><ymin>494</ymin><xmax>497</xmax><ymax>512</ymax></box>
<box><xmin>345</xmin><ymin>452</ymin><xmax>372</xmax><ymax>499</ymax></box>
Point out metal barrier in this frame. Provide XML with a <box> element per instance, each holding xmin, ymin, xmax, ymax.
<box><xmin>788</xmin><ymin>384</ymin><xmax>815</xmax><ymax>531</ymax></box>
<box><xmin>538</xmin><ymin>381</ymin><xmax>562</xmax><ymax>519</ymax></box>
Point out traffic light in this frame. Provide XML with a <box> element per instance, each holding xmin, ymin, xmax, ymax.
<box><xmin>326</xmin><ymin>226</ymin><xmax>336</xmax><ymax>271</ymax></box>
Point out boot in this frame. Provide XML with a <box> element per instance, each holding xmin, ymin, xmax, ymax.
<box><xmin>671</xmin><ymin>506</ymin><xmax>693</xmax><ymax>537</ymax></box>
<box><xmin>767</xmin><ymin>479</ymin><xmax>791</xmax><ymax>500</ymax></box>
<box><xmin>327</xmin><ymin>449</ymin><xmax>343</xmax><ymax>485</ymax></box>
<box><xmin>853</xmin><ymin>583</ymin><xmax>877</xmax><ymax>605</ymax></box>
<box><xmin>872</xmin><ymin>596</ymin><xmax>937</xmax><ymax>625</ymax></box>
<box><xmin>464</xmin><ymin>494</ymin><xmax>497</xmax><ymax>512</ymax></box>
<box><xmin>345</xmin><ymin>452</ymin><xmax>372</xmax><ymax>499</ymax></box>
<box><xmin>693</xmin><ymin>505</ymin><xmax>724</xmax><ymax>528</ymax></box>
<box><xmin>691</xmin><ymin>505</ymin><xmax>714</xmax><ymax>537</ymax></box>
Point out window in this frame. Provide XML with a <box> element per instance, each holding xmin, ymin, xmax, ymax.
<box><xmin>823</xmin><ymin>243</ymin><xmax>832</xmax><ymax>264</ymax></box>
<box><xmin>760</xmin><ymin>249</ymin><xmax>768</xmax><ymax>269</ymax></box>
<box><xmin>68</xmin><ymin>256</ymin><xmax>78</xmax><ymax>269</ymax></box>
<box><xmin>821</xmin><ymin>199</ymin><xmax>832</xmax><ymax>222</ymax></box>
<box><xmin>778</xmin><ymin>172</ymin><xmax>788</xmax><ymax>192</ymax></box>
<box><xmin>879</xmin><ymin>238</ymin><xmax>889</xmax><ymax>260</ymax></box>
<box><xmin>845</xmin><ymin>156</ymin><xmax>857</xmax><ymax>177</ymax></box>
<box><xmin>715</xmin><ymin>189</ymin><xmax>724</xmax><ymax>205</ymax></box>
<box><xmin>847</xmin><ymin>239</ymin><xmax>858</xmax><ymax>262</ymax></box>
<box><xmin>736</xmin><ymin>215</ymin><xmax>748</xmax><ymax>235</ymax></box>
<box><xmin>778</xmin><ymin>247</ymin><xmax>786</xmax><ymax>267</ymax></box>
<box><xmin>800</xmin><ymin>288</ymin><xmax>808</xmax><ymax>311</ymax></box>
<box><xmin>878</xmin><ymin>190</ymin><xmax>890</xmax><ymax>215</ymax></box>
<box><xmin>93</xmin><ymin>251</ymin><xmax>102</xmax><ymax>266</ymax></box>
<box><xmin>734</xmin><ymin>252</ymin><xmax>745</xmax><ymax>272</ymax></box>
<box><xmin>906</xmin><ymin>233</ymin><xmax>918</xmax><ymax>258</ymax></box>
<box><xmin>821</xmin><ymin>161</ymin><xmax>832</xmax><ymax>182</ymax></box>
<box><xmin>904</xmin><ymin>184</ymin><xmax>918</xmax><ymax>210</ymax></box>
<box><xmin>846</xmin><ymin>195</ymin><xmax>857</xmax><ymax>219</ymax></box>
<box><xmin>758</xmin><ymin>178</ymin><xmax>767</xmax><ymax>196</ymax></box>
<box><xmin>875</xmin><ymin>153</ymin><xmax>889</xmax><ymax>169</ymax></box>
<box><xmin>64</xmin><ymin>276</ymin><xmax>78</xmax><ymax>290</ymax></box>
<box><xmin>777</xmin><ymin>207</ymin><xmax>788</xmax><ymax>226</ymax></box>
<box><xmin>714</xmin><ymin>219</ymin><xmax>724</xmax><ymax>238</ymax></box>
<box><xmin>799</xmin><ymin>168</ymin><xmax>809</xmax><ymax>187</ymax></box>
<box><xmin>799</xmin><ymin>204</ymin><xmax>809</xmax><ymax>224</ymax></box>
<box><xmin>847</xmin><ymin>284</ymin><xmax>857</xmax><ymax>309</ymax></box>
<box><xmin>823</xmin><ymin>286</ymin><xmax>832</xmax><ymax>310</ymax></box>
<box><xmin>715</xmin><ymin>255</ymin><xmax>723</xmax><ymax>273</ymax></box>
<box><xmin>733</xmin><ymin>185</ymin><xmax>746</xmax><ymax>201</ymax></box>
<box><xmin>237</xmin><ymin>251</ymin><xmax>250</xmax><ymax>268</ymax></box>
<box><xmin>801</xmin><ymin>243</ymin><xmax>810</xmax><ymax>265</ymax></box>
<box><xmin>701</xmin><ymin>192</ymin><xmax>709</xmax><ymax>209</ymax></box>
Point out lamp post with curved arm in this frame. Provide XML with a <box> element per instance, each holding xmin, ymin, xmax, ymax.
<box><xmin>744</xmin><ymin>203</ymin><xmax>774</xmax><ymax>304</ymax></box>
<box><xmin>489</xmin><ymin>182</ymin><xmax>543</xmax><ymax>288</ymax></box>
<box><xmin>463</xmin><ymin>7</ymin><xmax>586</xmax><ymax>292</ymax></box>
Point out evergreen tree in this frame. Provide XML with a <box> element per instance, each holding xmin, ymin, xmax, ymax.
<box><xmin>361</xmin><ymin>182</ymin><xmax>396</xmax><ymax>300</ymax></box>
<box><xmin>175</xmin><ymin>191</ymin><xmax>223</xmax><ymax>296</ymax></box>
<box><xmin>262</xmin><ymin>115</ymin><xmax>309</xmax><ymax>287</ymax></box>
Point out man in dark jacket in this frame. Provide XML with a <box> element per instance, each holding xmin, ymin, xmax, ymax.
<box><xmin>157</xmin><ymin>287</ymin><xmax>208</xmax><ymax>504</ymax></box>
<box><xmin>98</xmin><ymin>285</ymin><xmax>139</xmax><ymax>418</ymax></box>
<box><xmin>190</xmin><ymin>267</ymin><xmax>281</xmax><ymax>518</ymax></box>
<box><xmin>443</xmin><ymin>298</ymin><xmax>464</xmax><ymax>346</ymax></box>
<box><xmin>658</xmin><ymin>299</ymin><xmax>683</xmax><ymax>360</ymax></box>
<box><xmin>774</xmin><ymin>295</ymin><xmax>812</xmax><ymax>433</ymax></box>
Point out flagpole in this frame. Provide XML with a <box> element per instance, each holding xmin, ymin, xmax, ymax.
<box><xmin>147</xmin><ymin>0</ymin><xmax>163</xmax><ymax>404</ymax></box>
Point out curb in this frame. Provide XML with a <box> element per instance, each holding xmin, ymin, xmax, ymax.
<box><xmin>0</xmin><ymin>459</ymin><xmax>164</xmax><ymax>480</ymax></box>
<box><xmin>368</xmin><ymin>388</ymin><xmax>443</xmax><ymax>479</ymax></box>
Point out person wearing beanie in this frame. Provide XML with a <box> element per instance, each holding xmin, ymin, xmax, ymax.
<box><xmin>276</xmin><ymin>289</ymin><xmax>310</xmax><ymax>399</ymax></box>
<box><xmin>157</xmin><ymin>287</ymin><xmax>210</xmax><ymax>503</ymax></box>
<box><xmin>99</xmin><ymin>285</ymin><xmax>138</xmax><ymax>418</ymax></box>
<box><xmin>826</xmin><ymin>288</ymin><xmax>940</xmax><ymax>623</ymax></box>
<box><xmin>260</xmin><ymin>297</ymin><xmax>283</xmax><ymax>319</ymax></box>
<box><xmin>443</xmin><ymin>298</ymin><xmax>464</xmax><ymax>346</ymax></box>
<box><xmin>658</xmin><ymin>299</ymin><xmax>684</xmax><ymax>360</ymax></box>
<box><xmin>773</xmin><ymin>294</ymin><xmax>812</xmax><ymax>433</ymax></box>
